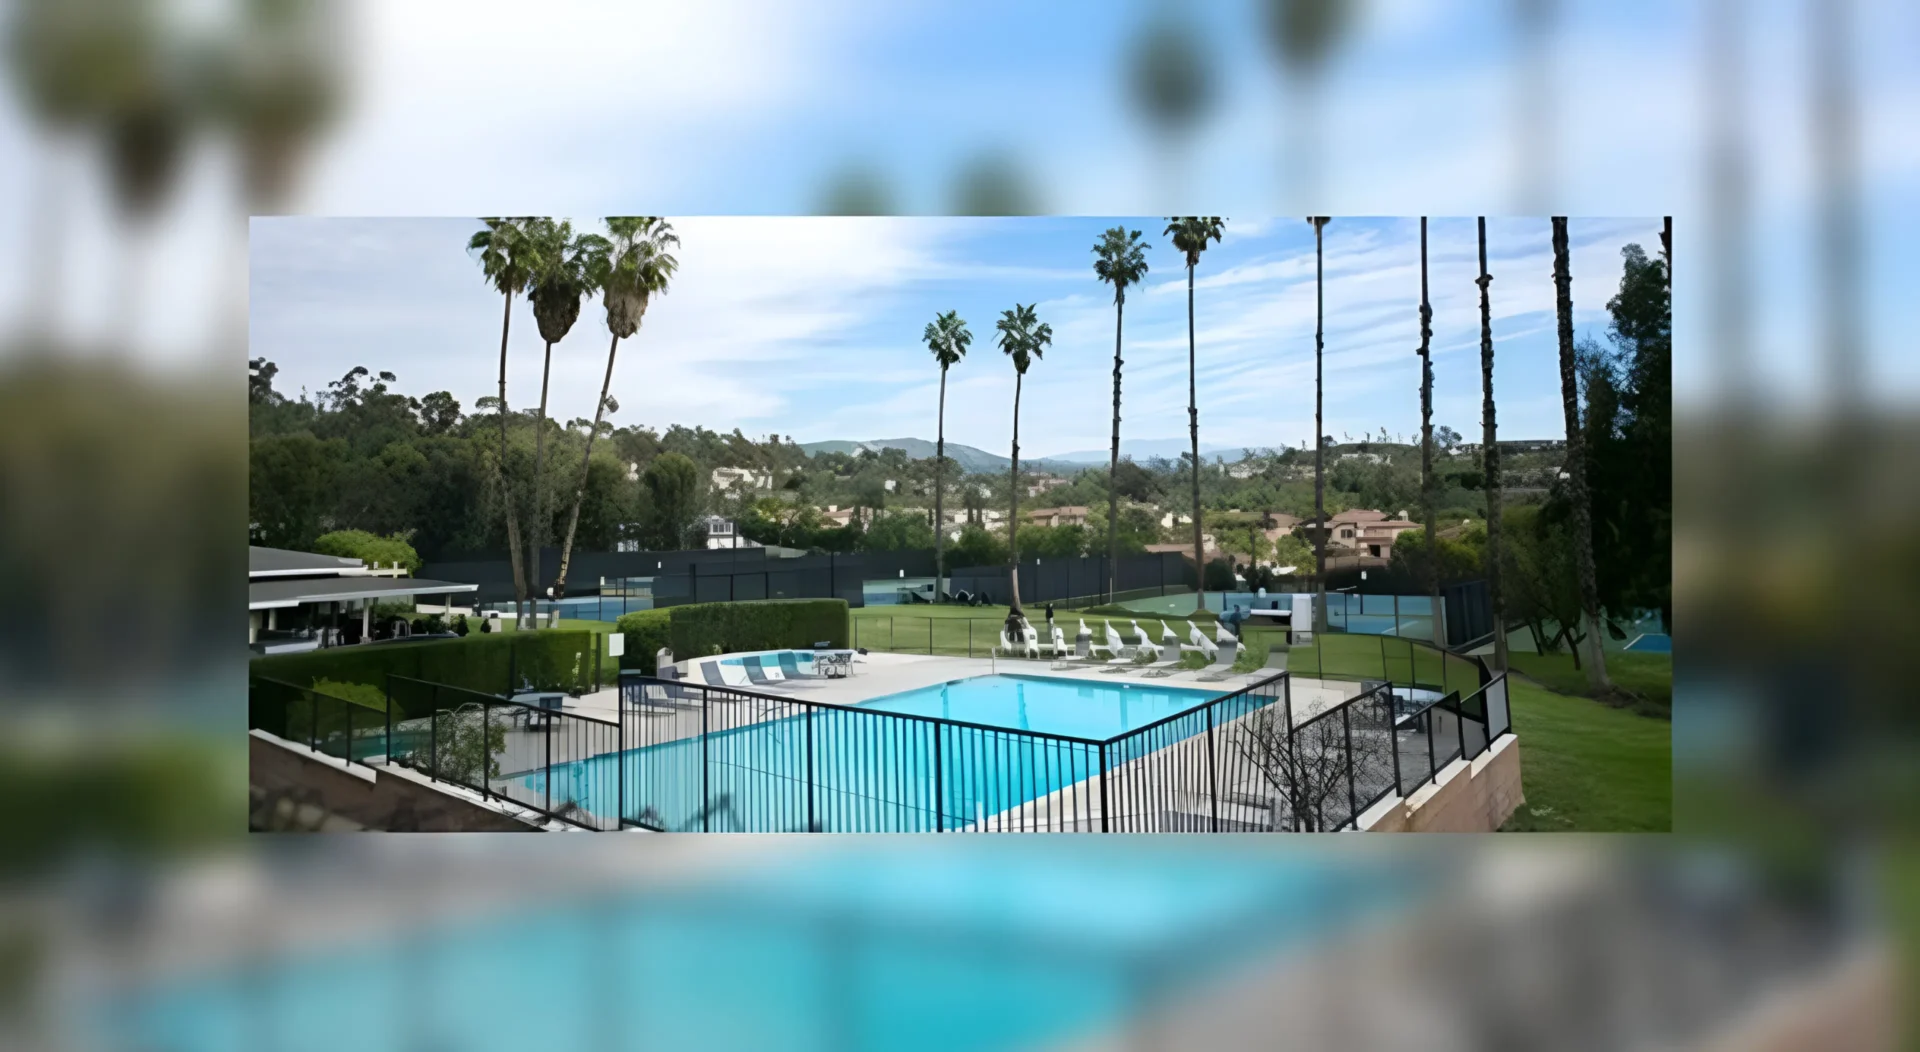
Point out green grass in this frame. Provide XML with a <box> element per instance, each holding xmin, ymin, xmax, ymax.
<box><xmin>1499</xmin><ymin>675</ymin><xmax>1672</xmax><ymax>831</ymax></box>
<box><xmin>1506</xmin><ymin>650</ymin><xmax>1672</xmax><ymax>717</ymax></box>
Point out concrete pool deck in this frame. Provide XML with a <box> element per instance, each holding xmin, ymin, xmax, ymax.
<box><xmin>555</xmin><ymin>651</ymin><xmax>1365</xmax><ymax>730</ymax></box>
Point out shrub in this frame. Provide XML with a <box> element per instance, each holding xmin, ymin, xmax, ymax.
<box><xmin>310</xmin><ymin>678</ymin><xmax>388</xmax><ymax>710</ymax></box>
<box><xmin>668</xmin><ymin>599</ymin><xmax>850</xmax><ymax>657</ymax></box>
<box><xmin>424</xmin><ymin>614</ymin><xmax>447</xmax><ymax>634</ymax></box>
<box><xmin>453</xmin><ymin>615</ymin><xmax>470</xmax><ymax>636</ymax></box>
<box><xmin>615</xmin><ymin>608</ymin><xmax>672</xmax><ymax>671</ymax></box>
<box><xmin>479</xmin><ymin>617</ymin><xmax>492</xmax><ymax>633</ymax></box>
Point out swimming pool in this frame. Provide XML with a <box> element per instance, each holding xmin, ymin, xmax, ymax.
<box><xmin>859</xmin><ymin>675</ymin><xmax>1223</xmax><ymax>740</ymax></box>
<box><xmin>525</xmin><ymin>675</ymin><xmax>1243</xmax><ymax>832</ymax></box>
<box><xmin>98</xmin><ymin>847</ymin><xmax>1410</xmax><ymax>1052</ymax></box>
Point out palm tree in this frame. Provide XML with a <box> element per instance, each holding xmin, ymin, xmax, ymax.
<box><xmin>1477</xmin><ymin>218</ymin><xmax>1510</xmax><ymax>672</ymax></box>
<box><xmin>468</xmin><ymin>217</ymin><xmax>537</xmax><ymax>623</ymax></box>
<box><xmin>1092</xmin><ymin>226</ymin><xmax>1150</xmax><ymax>602</ymax></box>
<box><xmin>1308</xmin><ymin>217</ymin><xmax>1330</xmax><ymax>634</ymax></box>
<box><xmin>922</xmin><ymin>310</ymin><xmax>972</xmax><ymax>603</ymax></box>
<box><xmin>553</xmin><ymin>217</ymin><xmax>679</xmax><ymax>601</ymax></box>
<box><xmin>1551</xmin><ymin>217</ymin><xmax>1611</xmax><ymax>689</ymax></box>
<box><xmin>1164</xmin><ymin>217</ymin><xmax>1225</xmax><ymax>613</ymax></box>
<box><xmin>520</xmin><ymin>218</ymin><xmax>599</xmax><ymax>625</ymax></box>
<box><xmin>1262</xmin><ymin>0</ymin><xmax>1355</xmax><ymax>204</ymax></box>
<box><xmin>1417</xmin><ymin>217</ymin><xmax>1443</xmax><ymax>647</ymax></box>
<box><xmin>996</xmin><ymin>304</ymin><xmax>1052</xmax><ymax>618</ymax></box>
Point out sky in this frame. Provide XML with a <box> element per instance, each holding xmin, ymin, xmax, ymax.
<box><xmin>249</xmin><ymin>215</ymin><xmax>1661</xmax><ymax>461</ymax></box>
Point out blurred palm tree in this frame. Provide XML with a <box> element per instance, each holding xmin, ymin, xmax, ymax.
<box><xmin>521</xmin><ymin>218</ymin><xmax>600</xmax><ymax>620</ymax></box>
<box><xmin>8</xmin><ymin>0</ymin><xmax>189</xmax><ymax>345</ymax></box>
<box><xmin>1164</xmin><ymin>216</ymin><xmax>1224</xmax><ymax>613</ymax></box>
<box><xmin>552</xmin><ymin>218</ymin><xmax>678</xmax><ymax>600</ymax></box>
<box><xmin>1550</xmin><ymin>217</ymin><xmax>1611</xmax><ymax>690</ymax></box>
<box><xmin>996</xmin><ymin>303</ymin><xmax>1051</xmax><ymax>617</ymax></box>
<box><xmin>1092</xmin><ymin>226</ymin><xmax>1149</xmax><ymax>602</ymax></box>
<box><xmin>1261</xmin><ymin>0</ymin><xmax>1355</xmax><ymax>205</ymax></box>
<box><xmin>922</xmin><ymin>310</ymin><xmax>972</xmax><ymax>602</ymax></box>
<box><xmin>1126</xmin><ymin>10</ymin><xmax>1216</xmax><ymax>205</ymax></box>
<box><xmin>468</xmin><ymin>217</ymin><xmax>537</xmax><ymax>623</ymax></box>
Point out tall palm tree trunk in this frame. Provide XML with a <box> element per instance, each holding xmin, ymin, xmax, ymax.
<box><xmin>1551</xmin><ymin>217</ymin><xmax>1611</xmax><ymax>689</ymax></box>
<box><xmin>496</xmin><ymin>291</ymin><xmax>529</xmax><ymax>625</ymax></box>
<box><xmin>1477</xmin><ymin>218</ymin><xmax>1510</xmax><ymax>672</ymax></box>
<box><xmin>933</xmin><ymin>364</ymin><xmax>949</xmax><ymax>603</ymax></box>
<box><xmin>1312</xmin><ymin>220</ymin><xmax>1328</xmax><ymax>635</ymax></box>
<box><xmin>1007</xmin><ymin>372</ymin><xmax>1025</xmax><ymax>616</ymax></box>
<box><xmin>1106</xmin><ymin>292</ymin><xmax>1126</xmax><ymax>603</ymax></box>
<box><xmin>527</xmin><ymin>340</ymin><xmax>556</xmax><ymax>627</ymax></box>
<box><xmin>553</xmin><ymin>331</ymin><xmax>622</xmax><ymax>600</ymax></box>
<box><xmin>1186</xmin><ymin>263</ymin><xmax>1207</xmax><ymax>614</ymax></box>
<box><xmin>1418</xmin><ymin>218</ymin><xmax>1443</xmax><ymax>648</ymax></box>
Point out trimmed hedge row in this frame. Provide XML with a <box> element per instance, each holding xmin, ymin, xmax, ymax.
<box><xmin>250</xmin><ymin>631</ymin><xmax>599</xmax><ymax>719</ymax></box>
<box><xmin>616</xmin><ymin>599</ymin><xmax>850</xmax><ymax>666</ymax></box>
<box><xmin>614</xmin><ymin>609</ymin><xmax>672</xmax><ymax>671</ymax></box>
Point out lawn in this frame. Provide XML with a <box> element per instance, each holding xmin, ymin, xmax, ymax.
<box><xmin>1506</xmin><ymin>650</ymin><xmax>1672</xmax><ymax>717</ymax></box>
<box><xmin>1499</xmin><ymin>675</ymin><xmax>1671</xmax><ymax>831</ymax></box>
<box><xmin>851</xmin><ymin>604</ymin><xmax>1229</xmax><ymax>660</ymax></box>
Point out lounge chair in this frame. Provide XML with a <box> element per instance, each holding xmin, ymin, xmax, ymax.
<box><xmin>1160</xmin><ymin>621</ymin><xmax>1182</xmax><ymax>652</ymax></box>
<box><xmin>740</xmin><ymin>654</ymin><xmax>786</xmax><ymax>687</ymax></box>
<box><xmin>1215</xmin><ymin>621</ymin><xmax>1240</xmax><ymax>647</ymax></box>
<box><xmin>1194</xmin><ymin>640</ymin><xmax>1242</xmax><ymax>682</ymax></box>
<box><xmin>1129</xmin><ymin>621</ymin><xmax>1161</xmax><ymax>660</ymax></box>
<box><xmin>1018</xmin><ymin>620</ymin><xmax>1043</xmax><ymax>658</ymax></box>
<box><xmin>1185</xmin><ymin>621</ymin><xmax>1214</xmax><ymax>654</ymax></box>
<box><xmin>1051</xmin><ymin>623</ymin><xmax>1096</xmax><ymax>670</ymax></box>
<box><xmin>775</xmin><ymin>651</ymin><xmax>811</xmax><ymax>679</ymax></box>
<box><xmin>699</xmin><ymin>659</ymin><xmax>753</xmax><ymax>690</ymax></box>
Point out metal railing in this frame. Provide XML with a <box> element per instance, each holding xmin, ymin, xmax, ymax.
<box><xmin>248</xmin><ymin>676</ymin><xmax>388</xmax><ymax>766</ymax></box>
<box><xmin>379</xmin><ymin>676</ymin><xmax>624</xmax><ymax>830</ymax></box>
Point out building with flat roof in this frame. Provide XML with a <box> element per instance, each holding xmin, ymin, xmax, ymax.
<box><xmin>249</xmin><ymin>546</ymin><xmax>477</xmax><ymax>653</ymax></box>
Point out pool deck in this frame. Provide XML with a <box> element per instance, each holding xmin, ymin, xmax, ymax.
<box><xmin>556</xmin><ymin>651</ymin><xmax>1364</xmax><ymax>730</ymax></box>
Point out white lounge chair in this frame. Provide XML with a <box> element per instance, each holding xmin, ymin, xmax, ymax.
<box><xmin>1018</xmin><ymin>619</ymin><xmax>1042</xmax><ymax>658</ymax></box>
<box><xmin>1051</xmin><ymin>623</ymin><xmax>1097</xmax><ymax>670</ymax></box>
<box><xmin>1214</xmin><ymin>621</ymin><xmax>1240</xmax><ymax>646</ymax></box>
<box><xmin>1088</xmin><ymin>620</ymin><xmax>1119</xmax><ymax>660</ymax></box>
<box><xmin>1160</xmin><ymin>621</ymin><xmax>1182</xmax><ymax>651</ymax></box>
<box><xmin>1129</xmin><ymin>621</ymin><xmax>1161</xmax><ymax>660</ymax></box>
<box><xmin>996</xmin><ymin>626</ymin><xmax>1018</xmax><ymax>657</ymax></box>
<box><xmin>1184</xmin><ymin>621</ymin><xmax>1216</xmax><ymax>656</ymax></box>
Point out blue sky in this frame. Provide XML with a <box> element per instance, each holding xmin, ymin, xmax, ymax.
<box><xmin>251</xmin><ymin>216</ymin><xmax>1661</xmax><ymax>460</ymax></box>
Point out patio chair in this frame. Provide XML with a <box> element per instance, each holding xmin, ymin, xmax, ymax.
<box><xmin>1051</xmin><ymin>623</ymin><xmax>1097</xmax><ymax>670</ymax></box>
<box><xmin>1136</xmin><ymin>649</ymin><xmax>1185</xmax><ymax>677</ymax></box>
<box><xmin>1129</xmin><ymin>621</ymin><xmax>1161</xmax><ymax>660</ymax></box>
<box><xmin>1160</xmin><ymin>621</ymin><xmax>1182</xmax><ymax>651</ymax></box>
<box><xmin>1214</xmin><ymin>621</ymin><xmax>1240</xmax><ymax>646</ymax></box>
<box><xmin>1194</xmin><ymin>640</ymin><xmax>1243</xmax><ymax>682</ymax></box>
<box><xmin>1018</xmin><ymin>619</ymin><xmax>1043</xmax><ymax>658</ymax></box>
<box><xmin>1185</xmin><ymin>621</ymin><xmax>1215</xmax><ymax>654</ymax></box>
<box><xmin>775</xmin><ymin>651</ymin><xmax>812</xmax><ymax>679</ymax></box>
<box><xmin>740</xmin><ymin>654</ymin><xmax>786</xmax><ymax>687</ymax></box>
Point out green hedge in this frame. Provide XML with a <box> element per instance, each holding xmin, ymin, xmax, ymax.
<box><xmin>667</xmin><ymin>599</ymin><xmax>850</xmax><ymax>659</ymax></box>
<box><xmin>615</xmin><ymin>609</ymin><xmax>672</xmax><ymax>671</ymax></box>
<box><xmin>250</xmin><ymin>630</ymin><xmax>600</xmax><ymax>720</ymax></box>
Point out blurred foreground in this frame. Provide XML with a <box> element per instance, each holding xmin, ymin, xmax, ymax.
<box><xmin>1</xmin><ymin>0</ymin><xmax>1918</xmax><ymax>1048</ymax></box>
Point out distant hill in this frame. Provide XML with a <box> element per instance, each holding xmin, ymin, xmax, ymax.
<box><xmin>800</xmin><ymin>437</ymin><xmax>1013</xmax><ymax>475</ymax></box>
<box><xmin>1033</xmin><ymin>438</ymin><xmax>1252</xmax><ymax>464</ymax></box>
<box><xmin>800</xmin><ymin>437</ymin><xmax>1121</xmax><ymax>475</ymax></box>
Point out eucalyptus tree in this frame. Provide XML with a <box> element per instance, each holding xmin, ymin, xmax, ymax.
<box><xmin>922</xmin><ymin>310</ymin><xmax>972</xmax><ymax>603</ymax></box>
<box><xmin>1164</xmin><ymin>216</ymin><xmax>1225</xmax><ymax>613</ymax></box>
<box><xmin>1476</xmin><ymin>218</ymin><xmax>1510</xmax><ymax>672</ymax></box>
<box><xmin>467</xmin><ymin>217</ymin><xmax>537</xmax><ymax>622</ymax></box>
<box><xmin>996</xmin><ymin>303</ymin><xmax>1052</xmax><ymax>618</ymax></box>
<box><xmin>552</xmin><ymin>217</ymin><xmax>679</xmax><ymax>601</ymax></box>
<box><xmin>1551</xmin><ymin>217</ymin><xmax>1611</xmax><ymax>689</ymax></box>
<box><xmin>1091</xmin><ymin>226</ymin><xmax>1150</xmax><ymax>601</ymax></box>
<box><xmin>520</xmin><ymin>218</ymin><xmax>601</xmax><ymax>623</ymax></box>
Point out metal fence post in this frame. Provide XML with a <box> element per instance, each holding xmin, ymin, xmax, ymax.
<box><xmin>481</xmin><ymin>699</ymin><xmax>491</xmax><ymax>800</ymax></box>
<box><xmin>344</xmin><ymin>704</ymin><xmax>353</xmax><ymax>765</ymax></box>
<box><xmin>617</xmin><ymin>681</ymin><xmax>625</xmax><ymax>826</ymax></box>
<box><xmin>430</xmin><ymin>709</ymin><xmax>438</xmax><ymax>781</ymax></box>
<box><xmin>1455</xmin><ymin>691</ymin><xmax>1467</xmax><ymax>759</ymax></box>
<box><xmin>806</xmin><ymin>706</ymin><xmax>816</xmax><ymax>832</ymax></box>
<box><xmin>544</xmin><ymin>706</ymin><xmax>553</xmax><ymax>816</ymax></box>
<box><xmin>1426</xmin><ymin>708</ymin><xmax>1437</xmax><ymax>785</ymax></box>
<box><xmin>1098</xmin><ymin>743</ymin><xmax>1109</xmax><ymax>833</ymax></box>
<box><xmin>1205</xmin><ymin>704</ymin><xmax>1219</xmax><ymax>832</ymax></box>
<box><xmin>309</xmin><ymin>690</ymin><xmax>317</xmax><ymax>753</ymax></box>
<box><xmin>384</xmin><ymin>676</ymin><xmax>393</xmax><ymax>765</ymax></box>
<box><xmin>1342</xmin><ymin>705</ymin><xmax>1358</xmax><ymax>826</ymax></box>
<box><xmin>933</xmin><ymin>723</ymin><xmax>944</xmax><ymax>832</ymax></box>
<box><xmin>701</xmin><ymin>690</ymin><xmax>710</xmax><ymax>833</ymax></box>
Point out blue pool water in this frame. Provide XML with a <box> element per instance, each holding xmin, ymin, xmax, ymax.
<box><xmin>520</xmin><ymin>676</ymin><xmax>1236</xmax><ymax>832</ymax></box>
<box><xmin>100</xmin><ymin>848</ymin><xmax>1410</xmax><ymax>1052</ymax></box>
<box><xmin>860</xmin><ymin>675</ymin><xmax>1222</xmax><ymax>740</ymax></box>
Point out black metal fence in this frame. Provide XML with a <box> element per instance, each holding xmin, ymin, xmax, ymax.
<box><xmin>250</xmin><ymin>641</ymin><xmax>1512</xmax><ymax>832</ymax></box>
